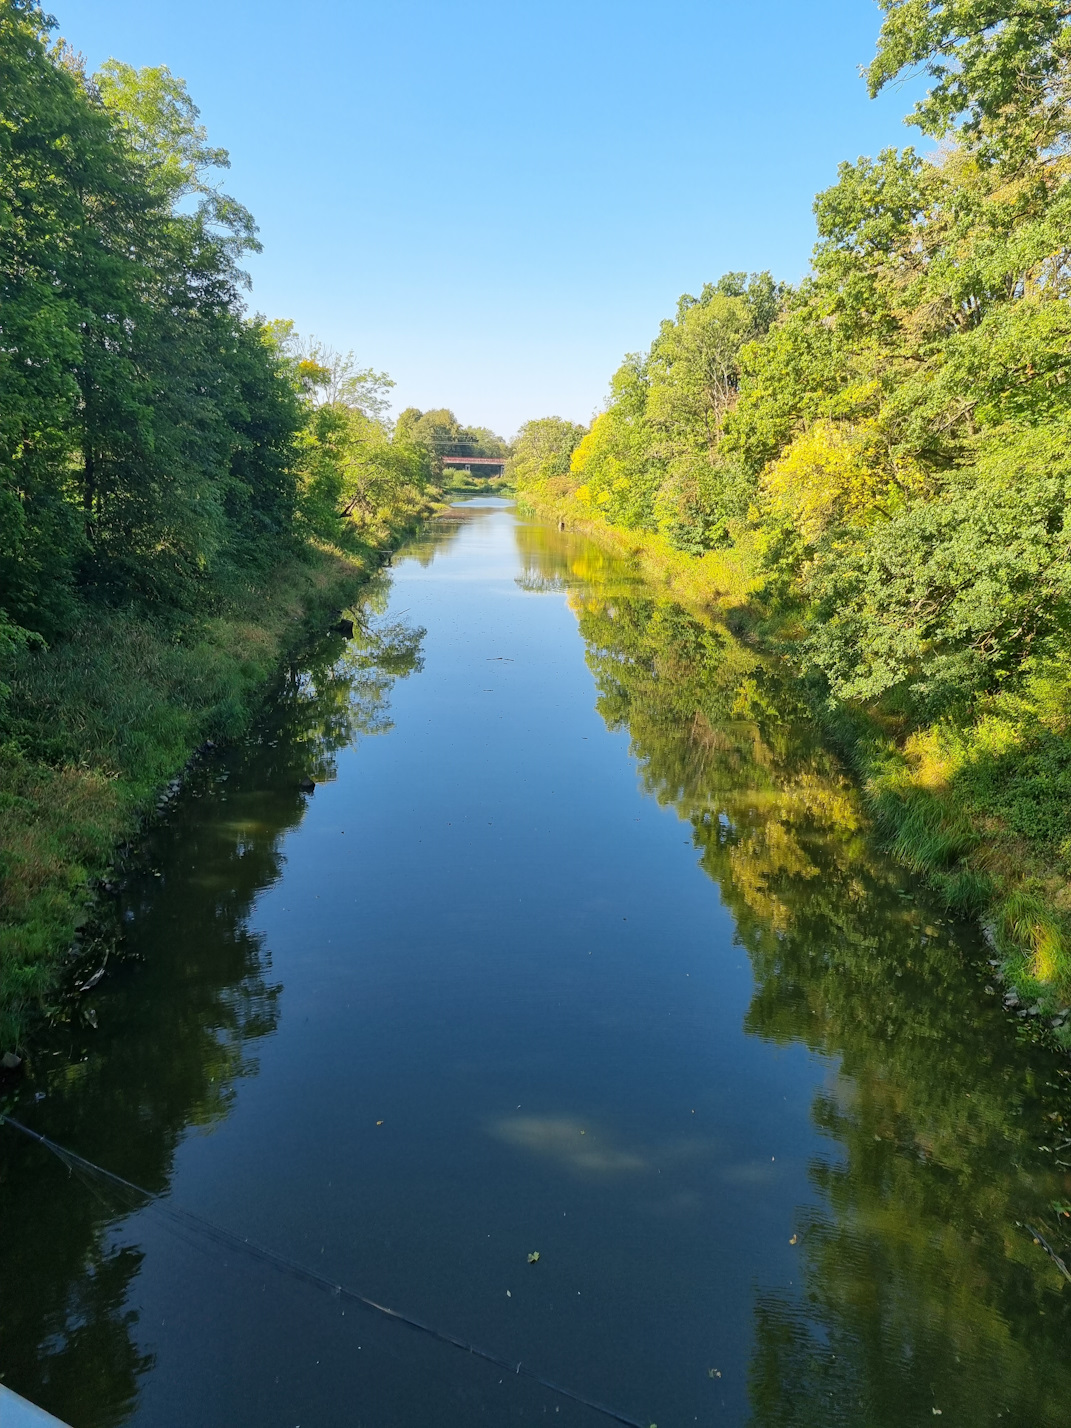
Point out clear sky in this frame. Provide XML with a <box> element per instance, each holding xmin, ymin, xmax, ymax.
<box><xmin>54</xmin><ymin>0</ymin><xmax>924</xmax><ymax>437</ymax></box>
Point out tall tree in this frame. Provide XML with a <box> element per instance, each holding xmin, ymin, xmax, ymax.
<box><xmin>867</xmin><ymin>0</ymin><xmax>1071</xmax><ymax>157</ymax></box>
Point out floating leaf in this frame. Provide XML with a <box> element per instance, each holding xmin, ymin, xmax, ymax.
<box><xmin>528</xmin><ymin>1251</ymin><xmax>541</xmax><ymax>1264</ymax></box>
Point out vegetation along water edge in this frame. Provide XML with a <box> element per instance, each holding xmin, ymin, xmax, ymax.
<box><xmin>0</xmin><ymin>6</ymin><xmax>512</xmax><ymax>1047</ymax></box>
<box><xmin>509</xmin><ymin>3</ymin><xmax>1071</xmax><ymax>1035</ymax></box>
<box><xmin>6</xmin><ymin>0</ymin><xmax>1071</xmax><ymax>1054</ymax></box>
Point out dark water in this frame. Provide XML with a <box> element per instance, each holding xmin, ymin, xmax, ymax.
<box><xmin>2</xmin><ymin>502</ymin><xmax>1070</xmax><ymax>1428</ymax></box>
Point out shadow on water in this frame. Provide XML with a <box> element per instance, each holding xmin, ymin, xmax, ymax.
<box><xmin>516</xmin><ymin>517</ymin><xmax>1071</xmax><ymax>1427</ymax></box>
<box><xmin>1</xmin><ymin>506</ymin><xmax>1069</xmax><ymax>1428</ymax></box>
<box><xmin>0</xmin><ymin>592</ymin><xmax>427</xmax><ymax>1427</ymax></box>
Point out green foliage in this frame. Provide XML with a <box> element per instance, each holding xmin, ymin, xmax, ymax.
<box><xmin>507</xmin><ymin>416</ymin><xmax>587</xmax><ymax>494</ymax></box>
<box><xmin>95</xmin><ymin>57</ymin><xmax>257</xmax><ymax>248</ymax></box>
<box><xmin>1</xmin><ymin>3</ymin><xmax>112</xmax><ymax>639</ymax></box>
<box><xmin>280</xmin><ymin>329</ymin><xmax>395</xmax><ymax>418</ymax></box>
<box><xmin>0</xmin><ymin>5</ymin><xmax>454</xmax><ymax>1033</ymax></box>
<box><xmin>735</xmin><ymin>123</ymin><xmax>1071</xmax><ymax>706</ymax></box>
<box><xmin>252</xmin><ymin>327</ymin><xmax>434</xmax><ymax>546</ymax></box>
<box><xmin>803</xmin><ymin>423</ymin><xmax>1071</xmax><ymax>710</ymax></box>
<box><xmin>867</xmin><ymin>0</ymin><xmax>1071</xmax><ymax>159</ymax></box>
<box><xmin>395</xmin><ymin>407</ymin><xmax>507</xmax><ymax>480</ymax></box>
<box><xmin>514</xmin><ymin>273</ymin><xmax>781</xmax><ymax>553</ymax></box>
<box><xmin>0</xmin><ymin>4</ymin><xmax>305</xmax><ymax>629</ymax></box>
<box><xmin>0</xmin><ymin>543</ymin><xmax>378</xmax><ymax>1043</ymax></box>
<box><xmin>516</xmin><ymin>6</ymin><xmax>1071</xmax><ymax>712</ymax></box>
<box><xmin>295</xmin><ymin>401</ymin><xmax>434</xmax><ymax>546</ymax></box>
<box><xmin>571</xmin><ymin>354</ymin><xmax>662</xmax><ymax>531</ymax></box>
<box><xmin>513</xmin><ymin>5</ymin><xmax>1071</xmax><ymax>987</ymax></box>
<box><xmin>0</xmin><ymin>4</ymin><xmax>441</xmax><ymax>633</ymax></box>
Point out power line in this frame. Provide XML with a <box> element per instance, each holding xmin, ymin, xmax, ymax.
<box><xmin>2</xmin><ymin>1115</ymin><xmax>648</xmax><ymax>1428</ymax></box>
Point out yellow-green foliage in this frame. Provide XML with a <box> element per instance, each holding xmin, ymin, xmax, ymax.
<box><xmin>297</xmin><ymin>403</ymin><xmax>437</xmax><ymax>547</ymax></box>
<box><xmin>507</xmin><ymin>416</ymin><xmax>589</xmax><ymax>501</ymax></box>
<box><xmin>512</xmin><ymin>8</ymin><xmax>1071</xmax><ymax>1000</ymax></box>
<box><xmin>760</xmin><ymin>418</ymin><xmax>927</xmax><ymax>542</ymax></box>
<box><xmin>522</xmin><ymin>484</ymin><xmax>761</xmax><ymax>614</ymax></box>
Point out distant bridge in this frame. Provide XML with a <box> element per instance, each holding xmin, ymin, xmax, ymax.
<box><xmin>441</xmin><ymin>455</ymin><xmax>506</xmax><ymax>473</ymax></box>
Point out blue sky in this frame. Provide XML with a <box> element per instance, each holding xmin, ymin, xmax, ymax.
<box><xmin>55</xmin><ymin>0</ymin><xmax>924</xmax><ymax>436</ymax></box>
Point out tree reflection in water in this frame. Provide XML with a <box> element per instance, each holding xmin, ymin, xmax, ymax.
<box><xmin>515</xmin><ymin>516</ymin><xmax>1071</xmax><ymax>1428</ymax></box>
<box><xmin>0</xmin><ymin>599</ymin><xmax>426</xmax><ymax>1428</ymax></box>
<box><xmin>5</xmin><ymin>509</ymin><xmax>1070</xmax><ymax>1428</ymax></box>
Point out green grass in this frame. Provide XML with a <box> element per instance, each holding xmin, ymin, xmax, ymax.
<box><xmin>521</xmin><ymin>485</ymin><xmax>1071</xmax><ymax>1024</ymax></box>
<box><xmin>0</xmin><ymin>540</ymin><xmax>379</xmax><ymax>1049</ymax></box>
<box><xmin>790</xmin><ymin>675</ymin><xmax>1071</xmax><ymax>1027</ymax></box>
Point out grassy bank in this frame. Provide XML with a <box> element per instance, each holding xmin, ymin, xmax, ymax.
<box><xmin>522</xmin><ymin>490</ymin><xmax>1071</xmax><ymax>1036</ymax></box>
<box><xmin>0</xmin><ymin>539</ymin><xmax>392</xmax><ymax>1050</ymax></box>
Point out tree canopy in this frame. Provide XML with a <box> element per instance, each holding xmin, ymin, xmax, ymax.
<box><xmin>514</xmin><ymin>3</ymin><xmax>1071</xmax><ymax>714</ymax></box>
<box><xmin>0</xmin><ymin>1</ymin><xmax>442</xmax><ymax>714</ymax></box>
<box><xmin>395</xmin><ymin>408</ymin><xmax>507</xmax><ymax>477</ymax></box>
<box><xmin>867</xmin><ymin>0</ymin><xmax>1071</xmax><ymax>157</ymax></box>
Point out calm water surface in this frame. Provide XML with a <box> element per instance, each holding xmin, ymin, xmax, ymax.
<box><xmin>2</xmin><ymin>502</ymin><xmax>1070</xmax><ymax>1427</ymax></box>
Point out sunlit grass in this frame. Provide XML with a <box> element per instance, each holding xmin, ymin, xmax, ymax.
<box><xmin>521</xmin><ymin>490</ymin><xmax>764</xmax><ymax>616</ymax></box>
<box><xmin>523</xmin><ymin>488</ymin><xmax>1071</xmax><ymax>1014</ymax></box>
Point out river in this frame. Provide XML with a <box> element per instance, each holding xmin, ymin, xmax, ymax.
<box><xmin>2</xmin><ymin>500</ymin><xmax>1070</xmax><ymax>1428</ymax></box>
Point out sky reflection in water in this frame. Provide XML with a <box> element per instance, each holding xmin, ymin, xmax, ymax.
<box><xmin>2</xmin><ymin>502</ymin><xmax>1070</xmax><ymax>1428</ymax></box>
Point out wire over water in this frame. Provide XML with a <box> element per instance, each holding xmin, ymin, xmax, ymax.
<box><xmin>2</xmin><ymin>1114</ymin><xmax>648</xmax><ymax>1428</ymax></box>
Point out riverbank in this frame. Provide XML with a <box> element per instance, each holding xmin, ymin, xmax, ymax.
<box><xmin>11</xmin><ymin>500</ymin><xmax>1071</xmax><ymax>1428</ymax></box>
<box><xmin>0</xmin><ymin>538</ymin><xmax>395</xmax><ymax>1051</ymax></box>
<box><xmin>520</xmin><ymin>491</ymin><xmax>1071</xmax><ymax>1038</ymax></box>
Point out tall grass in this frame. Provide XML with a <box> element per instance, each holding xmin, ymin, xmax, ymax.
<box><xmin>0</xmin><ymin>542</ymin><xmax>376</xmax><ymax>1048</ymax></box>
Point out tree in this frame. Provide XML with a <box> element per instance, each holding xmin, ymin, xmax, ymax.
<box><xmin>288</xmin><ymin>336</ymin><xmax>395</xmax><ymax>418</ymax></box>
<box><xmin>0</xmin><ymin>6</ymin><xmax>307</xmax><ymax>629</ymax></box>
<box><xmin>296</xmin><ymin>403</ymin><xmax>432</xmax><ymax>545</ymax></box>
<box><xmin>394</xmin><ymin>408</ymin><xmax>506</xmax><ymax>477</ymax></box>
<box><xmin>508</xmin><ymin>417</ymin><xmax>587</xmax><ymax>494</ymax></box>
<box><xmin>523</xmin><ymin>272</ymin><xmax>784</xmax><ymax>552</ymax></box>
<box><xmin>95</xmin><ymin>58</ymin><xmax>258</xmax><ymax>254</ymax></box>
<box><xmin>867</xmin><ymin>0</ymin><xmax>1071</xmax><ymax>157</ymax></box>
